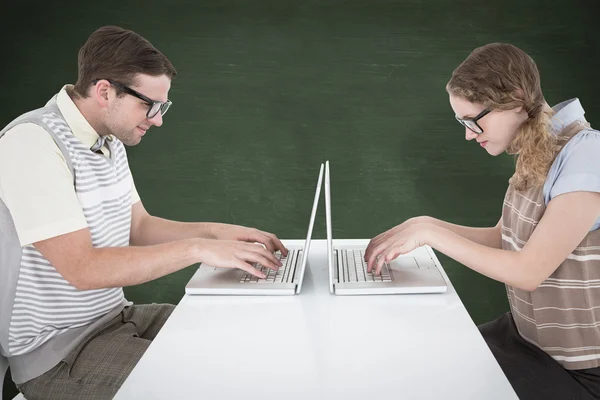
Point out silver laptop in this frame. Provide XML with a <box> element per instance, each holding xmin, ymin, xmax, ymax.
<box><xmin>325</xmin><ymin>161</ymin><xmax>447</xmax><ymax>295</ymax></box>
<box><xmin>185</xmin><ymin>163</ymin><xmax>324</xmax><ymax>296</ymax></box>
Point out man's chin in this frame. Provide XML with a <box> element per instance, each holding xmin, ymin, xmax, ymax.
<box><xmin>114</xmin><ymin>133</ymin><xmax>142</xmax><ymax>146</ymax></box>
<box><xmin>124</xmin><ymin>138</ymin><xmax>142</xmax><ymax>146</ymax></box>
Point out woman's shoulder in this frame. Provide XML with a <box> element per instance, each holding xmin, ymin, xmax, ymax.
<box><xmin>544</xmin><ymin>127</ymin><xmax>600</xmax><ymax>203</ymax></box>
<box><xmin>571</xmin><ymin>127</ymin><xmax>600</xmax><ymax>140</ymax></box>
<box><xmin>557</xmin><ymin>127</ymin><xmax>600</xmax><ymax>160</ymax></box>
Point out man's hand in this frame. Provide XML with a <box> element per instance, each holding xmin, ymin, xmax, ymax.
<box><xmin>207</xmin><ymin>223</ymin><xmax>289</xmax><ymax>256</ymax></box>
<box><xmin>195</xmin><ymin>238</ymin><xmax>284</xmax><ymax>278</ymax></box>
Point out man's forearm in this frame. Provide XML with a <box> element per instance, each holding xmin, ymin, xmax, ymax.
<box><xmin>76</xmin><ymin>238</ymin><xmax>201</xmax><ymax>290</ymax></box>
<box><xmin>132</xmin><ymin>215</ymin><xmax>219</xmax><ymax>246</ymax></box>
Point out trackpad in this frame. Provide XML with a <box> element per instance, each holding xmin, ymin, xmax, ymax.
<box><xmin>390</xmin><ymin>257</ymin><xmax>419</xmax><ymax>269</ymax></box>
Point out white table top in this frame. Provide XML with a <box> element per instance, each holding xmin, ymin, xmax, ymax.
<box><xmin>115</xmin><ymin>239</ymin><xmax>517</xmax><ymax>399</ymax></box>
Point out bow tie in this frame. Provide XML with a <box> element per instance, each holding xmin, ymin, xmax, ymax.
<box><xmin>91</xmin><ymin>136</ymin><xmax>108</xmax><ymax>152</ymax></box>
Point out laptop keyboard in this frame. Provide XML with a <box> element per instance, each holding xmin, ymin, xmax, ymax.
<box><xmin>338</xmin><ymin>249</ymin><xmax>392</xmax><ymax>283</ymax></box>
<box><xmin>239</xmin><ymin>250</ymin><xmax>302</xmax><ymax>283</ymax></box>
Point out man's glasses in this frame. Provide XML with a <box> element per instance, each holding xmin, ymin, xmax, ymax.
<box><xmin>455</xmin><ymin>108</ymin><xmax>491</xmax><ymax>134</ymax></box>
<box><xmin>92</xmin><ymin>78</ymin><xmax>172</xmax><ymax>119</ymax></box>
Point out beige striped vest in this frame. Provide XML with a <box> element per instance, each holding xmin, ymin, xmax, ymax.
<box><xmin>503</xmin><ymin>121</ymin><xmax>600</xmax><ymax>370</ymax></box>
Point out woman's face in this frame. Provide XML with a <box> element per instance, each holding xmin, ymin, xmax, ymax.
<box><xmin>449</xmin><ymin>94</ymin><xmax>529</xmax><ymax>156</ymax></box>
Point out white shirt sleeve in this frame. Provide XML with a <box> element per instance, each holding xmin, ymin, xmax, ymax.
<box><xmin>0</xmin><ymin>123</ymin><xmax>88</xmax><ymax>246</ymax></box>
<box><xmin>131</xmin><ymin>173</ymin><xmax>141</xmax><ymax>205</ymax></box>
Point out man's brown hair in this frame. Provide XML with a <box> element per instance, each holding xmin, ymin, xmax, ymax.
<box><xmin>73</xmin><ymin>26</ymin><xmax>177</xmax><ymax>98</ymax></box>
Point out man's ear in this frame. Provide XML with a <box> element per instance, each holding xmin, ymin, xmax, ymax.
<box><xmin>93</xmin><ymin>79</ymin><xmax>111</xmax><ymax>108</ymax></box>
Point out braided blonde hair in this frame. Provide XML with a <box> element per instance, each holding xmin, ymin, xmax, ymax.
<box><xmin>446</xmin><ymin>43</ymin><xmax>556</xmax><ymax>191</ymax></box>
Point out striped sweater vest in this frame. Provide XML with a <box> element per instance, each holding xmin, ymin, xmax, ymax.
<box><xmin>0</xmin><ymin>94</ymin><xmax>131</xmax><ymax>360</ymax></box>
<box><xmin>503</xmin><ymin>120</ymin><xmax>600</xmax><ymax>370</ymax></box>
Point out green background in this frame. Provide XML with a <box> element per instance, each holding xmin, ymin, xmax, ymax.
<box><xmin>2</xmin><ymin>0</ymin><xmax>599</xmax><ymax>397</ymax></box>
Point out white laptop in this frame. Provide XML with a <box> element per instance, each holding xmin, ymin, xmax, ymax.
<box><xmin>325</xmin><ymin>161</ymin><xmax>448</xmax><ymax>295</ymax></box>
<box><xmin>185</xmin><ymin>163</ymin><xmax>324</xmax><ymax>296</ymax></box>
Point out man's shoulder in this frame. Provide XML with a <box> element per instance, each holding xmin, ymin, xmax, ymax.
<box><xmin>0</xmin><ymin>123</ymin><xmax>68</xmax><ymax>180</ymax></box>
<box><xmin>0</xmin><ymin>123</ymin><xmax>62</xmax><ymax>155</ymax></box>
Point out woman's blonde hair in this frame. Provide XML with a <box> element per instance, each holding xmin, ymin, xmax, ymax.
<box><xmin>446</xmin><ymin>43</ymin><xmax>556</xmax><ymax>191</ymax></box>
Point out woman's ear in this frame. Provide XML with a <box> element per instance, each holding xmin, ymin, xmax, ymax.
<box><xmin>512</xmin><ymin>89</ymin><xmax>526</xmax><ymax>114</ymax></box>
<box><xmin>513</xmin><ymin>88</ymin><xmax>525</xmax><ymax>100</ymax></box>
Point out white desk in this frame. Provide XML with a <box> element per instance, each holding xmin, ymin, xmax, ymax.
<box><xmin>114</xmin><ymin>240</ymin><xmax>517</xmax><ymax>399</ymax></box>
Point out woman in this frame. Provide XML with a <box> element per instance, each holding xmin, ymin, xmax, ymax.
<box><xmin>364</xmin><ymin>43</ymin><xmax>600</xmax><ymax>399</ymax></box>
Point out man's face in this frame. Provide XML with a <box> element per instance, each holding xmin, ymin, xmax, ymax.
<box><xmin>104</xmin><ymin>74</ymin><xmax>171</xmax><ymax>146</ymax></box>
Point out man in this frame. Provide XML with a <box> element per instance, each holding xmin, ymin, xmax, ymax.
<box><xmin>0</xmin><ymin>25</ymin><xmax>286</xmax><ymax>399</ymax></box>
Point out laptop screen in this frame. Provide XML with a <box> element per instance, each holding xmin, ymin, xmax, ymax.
<box><xmin>325</xmin><ymin>161</ymin><xmax>334</xmax><ymax>294</ymax></box>
<box><xmin>295</xmin><ymin>163</ymin><xmax>324</xmax><ymax>294</ymax></box>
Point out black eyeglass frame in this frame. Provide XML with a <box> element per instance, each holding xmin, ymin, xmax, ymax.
<box><xmin>455</xmin><ymin>108</ymin><xmax>491</xmax><ymax>134</ymax></box>
<box><xmin>92</xmin><ymin>78</ymin><xmax>172</xmax><ymax>119</ymax></box>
